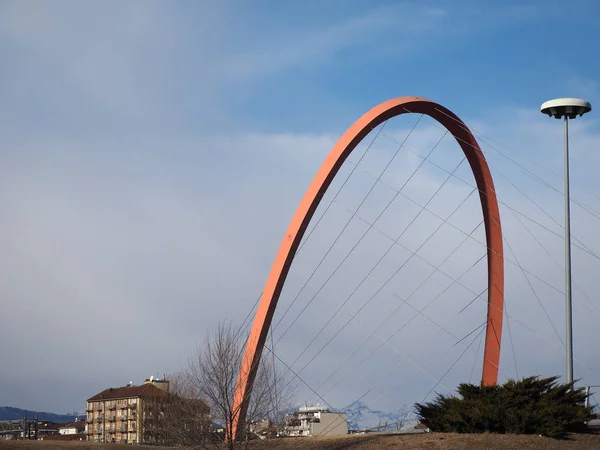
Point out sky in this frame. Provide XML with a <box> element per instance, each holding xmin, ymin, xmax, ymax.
<box><xmin>1</xmin><ymin>0</ymin><xmax>600</xmax><ymax>416</ymax></box>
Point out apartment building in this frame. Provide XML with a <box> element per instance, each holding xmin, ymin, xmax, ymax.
<box><xmin>284</xmin><ymin>405</ymin><xmax>348</xmax><ymax>437</ymax></box>
<box><xmin>85</xmin><ymin>377</ymin><xmax>169</xmax><ymax>444</ymax></box>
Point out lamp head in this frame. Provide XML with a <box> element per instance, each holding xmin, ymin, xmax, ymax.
<box><xmin>541</xmin><ymin>98</ymin><xmax>592</xmax><ymax>119</ymax></box>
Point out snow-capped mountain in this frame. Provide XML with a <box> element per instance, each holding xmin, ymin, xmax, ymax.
<box><xmin>339</xmin><ymin>401</ymin><xmax>414</xmax><ymax>430</ymax></box>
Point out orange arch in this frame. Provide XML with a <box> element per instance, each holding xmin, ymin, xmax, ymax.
<box><xmin>231</xmin><ymin>96</ymin><xmax>504</xmax><ymax>439</ymax></box>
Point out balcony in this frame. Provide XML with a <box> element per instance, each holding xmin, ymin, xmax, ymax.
<box><xmin>108</xmin><ymin>417</ymin><xmax>116</xmax><ymax>423</ymax></box>
<box><xmin>86</xmin><ymin>407</ymin><xmax>93</xmax><ymax>412</ymax></box>
<box><xmin>95</xmin><ymin>418</ymin><xmax>103</xmax><ymax>424</ymax></box>
<box><xmin>120</xmin><ymin>403</ymin><xmax>128</xmax><ymax>409</ymax></box>
<box><xmin>128</xmin><ymin>403</ymin><xmax>137</xmax><ymax>409</ymax></box>
<box><xmin>119</xmin><ymin>428</ymin><xmax>127</xmax><ymax>433</ymax></box>
<box><xmin>120</xmin><ymin>416</ymin><xmax>127</xmax><ymax>421</ymax></box>
<box><xmin>108</xmin><ymin>404</ymin><xmax>116</xmax><ymax>411</ymax></box>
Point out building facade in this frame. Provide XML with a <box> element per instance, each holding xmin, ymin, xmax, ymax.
<box><xmin>284</xmin><ymin>405</ymin><xmax>348</xmax><ymax>437</ymax></box>
<box><xmin>86</xmin><ymin>378</ymin><xmax>169</xmax><ymax>444</ymax></box>
<box><xmin>58</xmin><ymin>421</ymin><xmax>86</xmax><ymax>435</ymax></box>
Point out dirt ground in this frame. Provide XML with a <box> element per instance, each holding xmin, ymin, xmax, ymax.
<box><xmin>2</xmin><ymin>433</ymin><xmax>600</xmax><ymax>450</ymax></box>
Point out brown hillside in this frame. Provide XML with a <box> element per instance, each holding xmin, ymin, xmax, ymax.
<box><xmin>2</xmin><ymin>433</ymin><xmax>600</xmax><ymax>450</ymax></box>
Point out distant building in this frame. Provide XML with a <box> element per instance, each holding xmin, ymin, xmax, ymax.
<box><xmin>0</xmin><ymin>421</ymin><xmax>22</xmax><ymax>440</ymax></box>
<box><xmin>284</xmin><ymin>404</ymin><xmax>348</xmax><ymax>437</ymax></box>
<box><xmin>40</xmin><ymin>420</ymin><xmax>86</xmax><ymax>442</ymax></box>
<box><xmin>85</xmin><ymin>377</ymin><xmax>211</xmax><ymax>445</ymax></box>
<box><xmin>59</xmin><ymin>420</ymin><xmax>86</xmax><ymax>435</ymax></box>
<box><xmin>248</xmin><ymin>418</ymin><xmax>271</xmax><ymax>438</ymax></box>
<box><xmin>0</xmin><ymin>419</ymin><xmax>85</xmax><ymax>441</ymax></box>
<box><xmin>85</xmin><ymin>377</ymin><xmax>170</xmax><ymax>444</ymax></box>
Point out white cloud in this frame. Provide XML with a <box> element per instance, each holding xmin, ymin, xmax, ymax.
<box><xmin>566</xmin><ymin>76</ymin><xmax>599</xmax><ymax>100</ymax></box>
<box><xmin>0</xmin><ymin>1</ymin><xmax>158</xmax><ymax>117</ymax></box>
<box><xmin>216</xmin><ymin>3</ymin><xmax>448</xmax><ymax>79</ymax></box>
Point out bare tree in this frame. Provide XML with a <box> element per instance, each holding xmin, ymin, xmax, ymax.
<box><xmin>187</xmin><ymin>321</ymin><xmax>293</xmax><ymax>449</ymax></box>
<box><xmin>140</xmin><ymin>373</ymin><xmax>212</xmax><ymax>447</ymax></box>
<box><xmin>137</xmin><ymin>322</ymin><xmax>292</xmax><ymax>449</ymax></box>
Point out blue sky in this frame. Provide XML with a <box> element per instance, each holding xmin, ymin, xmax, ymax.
<box><xmin>3</xmin><ymin>0</ymin><xmax>600</xmax><ymax>135</ymax></box>
<box><xmin>1</xmin><ymin>0</ymin><xmax>600</xmax><ymax>417</ymax></box>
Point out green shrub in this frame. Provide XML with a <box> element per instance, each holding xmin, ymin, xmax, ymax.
<box><xmin>415</xmin><ymin>376</ymin><xmax>591</xmax><ymax>437</ymax></box>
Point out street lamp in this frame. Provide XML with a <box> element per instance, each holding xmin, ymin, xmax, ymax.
<box><xmin>540</xmin><ymin>97</ymin><xmax>592</xmax><ymax>385</ymax></box>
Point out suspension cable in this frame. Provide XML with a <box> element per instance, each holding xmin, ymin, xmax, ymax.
<box><xmin>311</xmin><ymin>243</ymin><xmax>484</xmax><ymax>394</ymax></box>
<box><xmin>430</xmin><ymin>105</ymin><xmax>600</xmax><ymax>213</ymax></box>
<box><xmin>282</xmin><ymin>159</ymin><xmax>472</xmax><ymax>378</ymax></box>
<box><xmin>272</xmin><ymin>115</ymin><xmax>425</xmax><ymax>332</ymax></box>
<box><xmin>504</xmin><ymin>190</ymin><xmax>600</xmax><ymax>312</ymax></box>
<box><xmin>500</xmin><ymin>222</ymin><xmax>565</xmax><ymax>348</ymax></box>
<box><xmin>469</xmin><ymin>330</ymin><xmax>484</xmax><ymax>383</ymax></box>
<box><xmin>415</xmin><ymin>109</ymin><xmax>600</xmax><ymax>260</ymax></box>
<box><xmin>504</xmin><ymin>298</ymin><xmax>520</xmax><ymax>380</ymax></box>
<box><xmin>384</xmin><ymin>112</ymin><xmax>600</xmax><ymax>262</ymax></box>
<box><xmin>276</xmin><ymin>147</ymin><xmax>462</xmax><ymax>359</ymax></box>
<box><xmin>296</xmin><ymin>121</ymin><xmax>389</xmax><ymax>255</ymax></box>
<box><xmin>317</xmin><ymin>321</ymin><xmax>488</xmax><ymax>436</ymax></box>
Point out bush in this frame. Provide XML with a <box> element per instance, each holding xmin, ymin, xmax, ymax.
<box><xmin>415</xmin><ymin>376</ymin><xmax>591</xmax><ymax>437</ymax></box>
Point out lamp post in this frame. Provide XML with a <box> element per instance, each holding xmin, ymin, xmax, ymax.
<box><xmin>540</xmin><ymin>98</ymin><xmax>592</xmax><ymax>385</ymax></box>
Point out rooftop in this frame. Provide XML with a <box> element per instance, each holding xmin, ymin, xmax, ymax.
<box><xmin>87</xmin><ymin>383</ymin><xmax>167</xmax><ymax>402</ymax></box>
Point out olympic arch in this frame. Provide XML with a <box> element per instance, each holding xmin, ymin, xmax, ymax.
<box><xmin>231</xmin><ymin>96</ymin><xmax>504</xmax><ymax>439</ymax></box>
